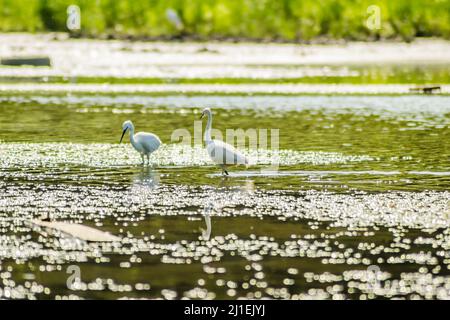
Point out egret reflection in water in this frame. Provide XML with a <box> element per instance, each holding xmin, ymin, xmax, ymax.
<box><xmin>201</xmin><ymin>204</ymin><xmax>213</xmax><ymax>241</ymax></box>
<box><xmin>132</xmin><ymin>166</ymin><xmax>161</xmax><ymax>188</ymax></box>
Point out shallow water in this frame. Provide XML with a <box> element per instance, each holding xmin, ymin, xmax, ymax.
<box><xmin>0</xmin><ymin>90</ymin><xmax>449</xmax><ymax>300</ymax></box>
<box><xmin>1</xmin><ymin>34</ymin><xmax>449</xmax><ymax>84</ymax></box>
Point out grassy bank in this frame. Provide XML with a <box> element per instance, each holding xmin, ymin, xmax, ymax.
<box><xmin>0</xmin><ymin>0</ymin><xmax>449</xmax><ymax>41</ymax></box>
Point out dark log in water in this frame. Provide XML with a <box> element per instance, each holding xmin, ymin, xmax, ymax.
<box><xmin>1</xmin><ymin>56</ymin><xmax>51</xmax><ymax>67</ymax></box>
<box><xmin>409</xmin><ymin>86</ymin><xmax>441</xmax><ymax>94</ymax></box>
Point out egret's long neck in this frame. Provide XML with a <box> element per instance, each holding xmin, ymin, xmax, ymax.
<box><xmin>204</xmin><ymin>113</ymin><xmax>212</xmax><ymax>143</ymax></box>
<box><xmin>129</xmin><ymin>126</ymin><xmax>137</xmax><ymax>147</ymax></box>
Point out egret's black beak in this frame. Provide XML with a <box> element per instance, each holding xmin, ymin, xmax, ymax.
<box><xmin>119</xmin><ymin>128</ymin><xmax>128</xmax><ymax>143</ymax></box>
<box><xmin>200</xmin><ymin>112</ymin><xmax>205</xmax><ymax>119</ymax></box>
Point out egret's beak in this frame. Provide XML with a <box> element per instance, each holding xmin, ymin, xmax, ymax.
<box><xmin>200</xmin><ymin>112</ymin><xmax>205</xmax><ymax>119</ymax></box>
<box><xmin>119</xmin><ymin>128</ymin><xmax>128</xmax><ymax>143</ymax></box>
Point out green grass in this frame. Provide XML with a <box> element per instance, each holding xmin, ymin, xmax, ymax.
<box><xmin>0</xmin><ymin>0</ymin><xmax>449</xmax><ymax>41</ymax></box>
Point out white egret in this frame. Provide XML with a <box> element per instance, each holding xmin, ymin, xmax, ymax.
<box><xmin>200</xmin><ymin>108</ymin><xmax>248</xmax><ymax>175</ymax></box>
<box><xmin>120</xmin><ymin>120</ymin><xmax>161</xmax><ymax>165</ymax></box>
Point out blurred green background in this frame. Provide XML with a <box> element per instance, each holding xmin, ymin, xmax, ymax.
<box><xmin>0</xmin><ymin>0</ymin><xmax>449</xmax><ymax>41</ymax></box>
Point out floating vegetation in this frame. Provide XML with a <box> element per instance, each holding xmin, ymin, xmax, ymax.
<box><xmin>0</xmin><ymin>181</ymin><xmax>449</xmax><ymax>299</ymax></box>
<box><xmin>0</xmin><ymin>181</ymin><xmax>448</xmax><ymax>231</ymax></box>
<box><xmin>0</xmin><ymin>143</ymin><xmax>375</xmax><ymax>169</ymax></box>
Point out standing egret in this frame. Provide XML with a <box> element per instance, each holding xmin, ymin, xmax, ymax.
<box><xmin>200</xmin><ymin>108</ymin><xmax>248</xmax><ymax>175</ymax></box>
<box><xmin>119</xmin><ymin>120</ymin><xmax>161</xmax><ymax>165</ymax></box>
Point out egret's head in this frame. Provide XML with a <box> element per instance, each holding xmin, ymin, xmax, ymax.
<box><xmin>200</xmin><ymin>108</ymin><xmax>212</xmax><ymax>119</ymax></box>
<box><xmin>204</xmin><ymin>202</ymin><xmax>214</xmax><ymax>214</ymax></box>
<box><xmin>120</xmin><ymin>120</ymin><xmax>133</xmax><ymax>143</ymax></box>
<box><xmin>122</xmin><ymin>120</ymin><xmax>133</xmax><ymax>131</ymax></box>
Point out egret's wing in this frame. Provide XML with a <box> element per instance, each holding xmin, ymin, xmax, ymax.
<box><xmin>135</xmin><ymin>132</ymin><xmax>161</xmax><ymax>154</ymax></box>
<box><xmin>207</xmin><ymin>140</ymin><xmax>248</xmax><ymax>165</ymax></box>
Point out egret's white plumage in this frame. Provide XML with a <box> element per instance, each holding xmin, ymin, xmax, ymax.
<box><xmin>200</xmin><ymin>108</ymin><xmax>248</xmax><ymax>175</ymax></box>
<box><xmin>120</xmin><ymin>120</ymin><xmax>161</xmax><ymax>165</ymax></box>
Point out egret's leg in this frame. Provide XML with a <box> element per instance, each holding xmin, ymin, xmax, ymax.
<box><xmin>146</xmin><ymin>154</ymin><xmax>150</xmax><ymax>166</ymax></box>
<box><xmin>141</xmin><ymin>154</ymin><xmax>145</xmax><ymax>165</ymax></box>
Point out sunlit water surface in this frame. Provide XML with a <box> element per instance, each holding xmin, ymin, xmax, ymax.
<box><xmin>0</xmin><ymin>92</ymin><xmax>449</xmax><ymax>299</ymax></box>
